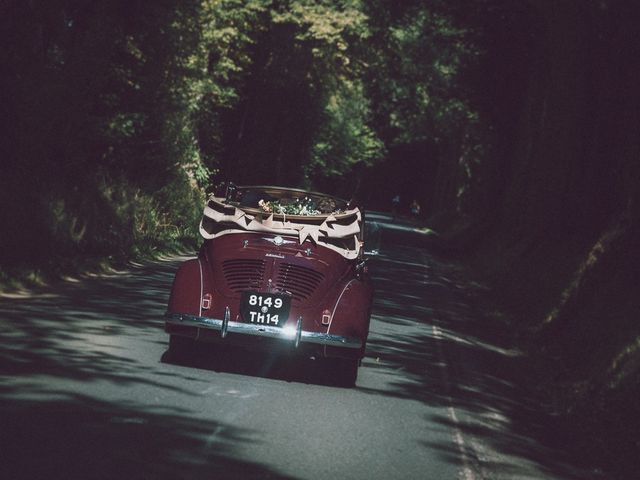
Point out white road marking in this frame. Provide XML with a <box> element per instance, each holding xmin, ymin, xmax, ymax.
<box><xmin>420</xmin><ymin>246</ymin><xmax>479</xmax><ymax>480</ymax></box>
<box><xmin>433</xmin><ymin>324</ymin><xmax>478</xmax><ymax>480</ymax></box>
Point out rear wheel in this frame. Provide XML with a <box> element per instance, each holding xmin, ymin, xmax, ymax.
<box><xmin>168</xmin><ymin>335</ymin><xmax>194</xmax><ymax>362</ymax></box>
<box><xmin>330</xmin><ymin>357</ymin><xmax>359</xmax><ymax>388</ymax></box>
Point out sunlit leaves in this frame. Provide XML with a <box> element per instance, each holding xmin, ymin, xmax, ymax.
<box><xmin>199</xmin><ymin>0</ymin><xmax>268</xmax><ymax>107</ymax></box>
<box><xmin>366</xmin><ymin>4</ymin><xmax>481</xmax><ymax>146</ymax></box>
<box><xmin>308</xmin><ymin>79</ymin><xmax>385</xmax><ymax>179</ymax></box>
<box><xmin>203</xmin><ymin>0</ymin><xmax>383</xmax><ymax>187</ymax></box>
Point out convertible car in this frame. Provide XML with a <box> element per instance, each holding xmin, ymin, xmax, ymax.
<box><xmin>165</xmin><ymin>184</ymin><xmax>373</xmax><ymax>386</ymax></box>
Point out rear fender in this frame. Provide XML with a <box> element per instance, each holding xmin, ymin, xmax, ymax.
<box><xmin>325</xmin><ymin>279</ymin><xmax>373</xmax><ymax>358</ymax></box>
<box><xmin>167</xmin><ymin>258</ymin><xmax>208</xmax><ymax>317</ymax></box>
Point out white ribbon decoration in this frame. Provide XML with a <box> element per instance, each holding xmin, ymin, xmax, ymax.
<box><xmin>199</xmin><ymin>197</ymin><xmax>362</xmax><ymax>259</ymax></box>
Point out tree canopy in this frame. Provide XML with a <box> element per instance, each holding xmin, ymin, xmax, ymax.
<box><xmin>1</xmin><ymin>0</ymin><xmax>492</xmax><ymax>267</ymax></box>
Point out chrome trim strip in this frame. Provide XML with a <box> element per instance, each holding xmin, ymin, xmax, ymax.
<box><xmin>165</xmin><ymin>312</ymin><xmax>362</xmax><ymax>349</ymax></box>
<box><xmin>325</xmin><ymin>278</ymin><xmax>357</xmax><ymax>356</ymax></box>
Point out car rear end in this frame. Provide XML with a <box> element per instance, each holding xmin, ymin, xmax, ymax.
<box><xmin>165</xmin><ymin>187</ymin><xmax>373</xmax><ymax>385</ymax></box>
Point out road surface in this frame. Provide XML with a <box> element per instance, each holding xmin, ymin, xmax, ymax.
<box><xmin>0</xmin><ymin>213</ymin><xmax>601</xmax><ymax>479</ymax></box>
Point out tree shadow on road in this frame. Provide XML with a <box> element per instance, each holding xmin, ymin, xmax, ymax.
<box><xmin>0</xmin><ymin>232</ymin><xmax>619</xmax><ymax>479</ymax></box>
<box><xmin>0</xmin><ymin>391</ymin><xmax>297</xmax><ymax>480</ymax></box>
<box><xmin>0</xmin><ymin>257</ymin><xmax>297</xmax><ymax>480</ymax></box>
<box><xmin>361</xmin><ymin>239</ymin><xmax>609</xmax><ymax>480</ymax></box>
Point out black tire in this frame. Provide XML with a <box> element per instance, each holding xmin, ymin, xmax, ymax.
<box><xmin>330</xmin><ymin>357</ymin><xmax>359</xmax><ymax>388</ymax></box>
<box><xmin>168</xmin><ymin>335</ymin><xmax>195</xmax><ymax>362</ymax></box>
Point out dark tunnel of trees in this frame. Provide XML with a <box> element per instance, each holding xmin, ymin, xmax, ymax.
<box><xmin>1</xmin><ymin>0</ymin><xmax>639</xmax><ymax>475</ymax></box>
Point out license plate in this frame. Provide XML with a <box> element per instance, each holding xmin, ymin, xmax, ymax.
<box><xmin>240</xmin><ymin>291</ymin><xmax>291</xmax><ymax>327</ymax></box>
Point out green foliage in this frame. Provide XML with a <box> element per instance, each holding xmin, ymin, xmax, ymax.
<box><xmin>0</xmin><ymin>0</ymin><xmax>491</xmax><ymax>275</ymax></box>
<box><xmin>281</xmin><ymin>3</ymin><xmax>387</xmax><ymax>184</ymax></box>
<box><xmin>271</xmin><ymin>0</ymin><xmax>369</xmax><ymax>71</ymax></box>
<box><xmin>364</xmin><ymin>3</ymin><xmax>483</xmax><ymax>143</ymax></box>
<box><xmin>209</xmin><ymin>0</ymin><xmax>383</xmax><ymax>189</ymax></box>
<box><xmin>0</xmin><ymin>0</ymin><xmax>210</xmax><ymax>272</ymax></box>
<box><xmin>308</xmin><ymin>79</ymin><xmax>385</xmax><ymax>179</ymax></box>
<box><xmin>358</xmin><ymin>1</ymin><xmax>493</xmax><ymax>215</ymax></box>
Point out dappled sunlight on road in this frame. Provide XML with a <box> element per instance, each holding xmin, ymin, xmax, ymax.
<box><xmin>360</xmin><ymin>216</ymin><xmax>604</xmax><ymax>480</ymax></box>
<box><xmin>0</xmin><ymin>256</ymin><xmax>297</xmax><ymax>480</ymax></box>
<box><xmin>0</xmin><ymin>218</ymin><xmax>605</xmax><ymax>480</ymax></box>
<box><xmin>0</xmin><ymin>260</ymin><xmax>179</xmax><ymax>385</ymax></box>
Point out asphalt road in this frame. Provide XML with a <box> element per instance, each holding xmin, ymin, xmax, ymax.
<box><xmin>0</xmin><ymin>213</ymin><xmax>603</xmax><ymax>480</ymax></box>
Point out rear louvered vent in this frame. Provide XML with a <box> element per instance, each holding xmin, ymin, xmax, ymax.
<box><xmin>222</xmin><ymin>259</ymin><xmax>265</xmax><ymax>292</ymax></box>
<box><xmin>276</xmin><ymin>263</ymin><xmax>324</xmax><ymax>301</ymax></box>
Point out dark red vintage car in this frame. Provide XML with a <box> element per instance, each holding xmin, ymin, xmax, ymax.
<box><xmin>165</xmin><ymin>185</ymin><xmax>373</xmax><ymax>386</ymax></box>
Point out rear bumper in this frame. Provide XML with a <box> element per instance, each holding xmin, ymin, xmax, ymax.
<box><xmin>165</xmin><ymin>312</ymin><xmax>363</xmax><ymax>350</ymax></box>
